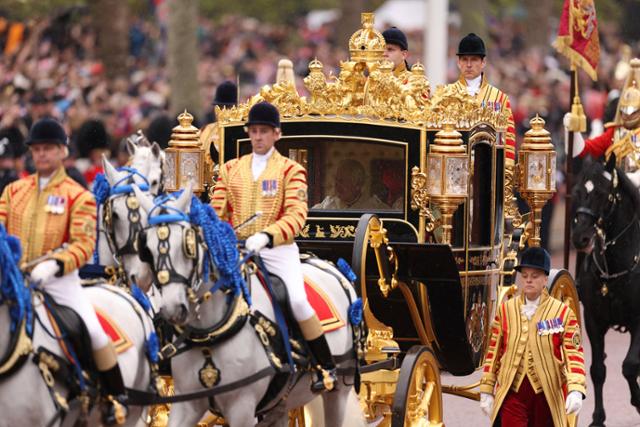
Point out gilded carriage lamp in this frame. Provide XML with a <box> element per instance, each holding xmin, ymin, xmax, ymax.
<box><xmin>164</xmin><ymin>110</ymin><xmax>205</xmax><ymax>194</ymax></box>
<box><xmin>518</xmin><ymin>115</ymin><xmax>556</xmax><ymax>247</ymax></box>
<box><xmin>426</xmin><ymin>121</ymin><xmax>469</xmax><ymax>244</ymax></box>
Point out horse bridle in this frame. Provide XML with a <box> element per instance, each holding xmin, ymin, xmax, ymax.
<box><xmin>138</xmin><ymin>199</ymin><xmax>206</xmax><ymax>296</ymax></box>
<box><xmin>575</xmin><ymin>169</ymin><xmax>640</xmax><ymax>280</ymax></box>
<box><xmin>102</xmin><ymin>168</ymin><xmax>150</xmax><ymax>270</ymax></box>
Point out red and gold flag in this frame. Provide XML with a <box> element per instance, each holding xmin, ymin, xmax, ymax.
<box><xmin>553</xmin><ymin>0</ymin><xmax>600</xmax><ymax>80</ymax></box>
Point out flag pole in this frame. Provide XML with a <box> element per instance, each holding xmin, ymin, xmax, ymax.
<box><xmin>563</xmin><ymin>64</ymin><xmax>577</xmax><ymax>270</ymax></box>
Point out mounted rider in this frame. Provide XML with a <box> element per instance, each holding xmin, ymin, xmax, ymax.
<box><xmin>565</xmin><ymin>57</ymin><xmax>640</xmax><ymax>187</ymax></box>
<box><xmin>211</xmin><ymin>101</ymin><xmax>338</xmax><ymax>392</ymax></box>
<box><xmin>0</xmin><ymin>118</ymin><xmax>128</xmax><ymax>425</ymax></box>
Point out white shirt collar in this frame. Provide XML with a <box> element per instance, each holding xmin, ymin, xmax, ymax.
<box><xmin>466</xmin><ymin>75</ymin><xmax>482</xmax><ymax>96</ymax></box>
<box><xmin>251</xmin><ymin>147</ymin><xmax>275</xmax><ymax>180</ymax></box>
<box><xmin>39</xmin><ymin>176</ymin><xmax>51</xmax><ymax>191</ymax></box>
<box><xmin>525</xmin><ymin>295</ymin><xmax>541</xmax><ymax>306</ymax></box>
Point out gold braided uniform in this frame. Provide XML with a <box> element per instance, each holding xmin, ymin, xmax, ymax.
<box><xmin>450</xmin><ymin>75</ymin><xmax>516</xmax><ymax>165</ymax></box>
<box><xmin>480</xmin><ymin>290</ymin><xmax>586</xmax><ymax>427</ymax></box>
<box><xmin>393</xmin><ymin>60</ymin><xmax>411</xmax><ymax>83</ymax></box>
<box><xmin>0</xmin><ymin>167</ymin><xmax>96</xmax><ymax>273</ymax></box>
<box><xmin>211</xmin><ymin>149</ymin><xmax>307</xmax><ymax>245</ymax></box>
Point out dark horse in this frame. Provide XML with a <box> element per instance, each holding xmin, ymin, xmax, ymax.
<box><xmin>572</xmin><ymin>154</ymin><xmax>640</xmax><ymax>426</ymax></box>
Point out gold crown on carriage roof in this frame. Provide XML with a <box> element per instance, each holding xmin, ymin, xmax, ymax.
<box><xmin>348</xmin><ymin>12</ymin><xmax>385</xmax><ymax>63</ymax></box>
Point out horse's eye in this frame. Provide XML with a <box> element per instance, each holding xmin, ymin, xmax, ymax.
<box><xmin>152</xmin><ymin>180</ymin><xmax>158</xmax><ymax>187</ymax></box>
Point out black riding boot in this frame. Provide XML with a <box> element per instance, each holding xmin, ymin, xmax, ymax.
<box><xmin>306</xmin><ymin>334</ymin><xmax>338</xmax><ymax>393</ymax></box>
<box><xmin>99</xmin><ymin>363</ymin><xmax>129</xmax><ymax>426</ymax></box>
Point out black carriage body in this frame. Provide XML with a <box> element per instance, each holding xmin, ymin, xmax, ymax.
<box><xmin>219</xmin><ymin>118</ymin><xmax>505</xmax><ymax>375</ymax></box>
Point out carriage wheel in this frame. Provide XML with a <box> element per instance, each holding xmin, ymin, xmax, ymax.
<box><xmin>391</xmin><ymin>346</ymin><xmax>443</xmax><ymax>427</ymax></box>
<box><xmin>548</xmin><ymin>268</ymin><xmax>582</xmax><ymax>327</ymax></box>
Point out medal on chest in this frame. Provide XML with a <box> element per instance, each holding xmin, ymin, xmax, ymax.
<box><xmin>261</xmin><ymin>179</ymin><xmax>278</xmax><ymax>197</ymax></box>
<box><xmin>537</xmin><ymin>317</ymin><xmax>563</xmax><ymax>335</ymax></box>
<box><xmin>44</xmin><ymin>195</ymin><xmax>66</xmax><ymax>214</ymax></box>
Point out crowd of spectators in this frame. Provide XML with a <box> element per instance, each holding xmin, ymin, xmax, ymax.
<box><xmin>0</xmin><ymin>7</ymin><xmax>633</xmax><ymax>199</ymax></box>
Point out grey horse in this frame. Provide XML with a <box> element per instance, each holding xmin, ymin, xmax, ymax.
<box><xmin>0</xmin><ymin>244</ymin><xmax>155</xmax><ymax>426</ymax></box>
<box><xmin>133</xmin><ymin>184</ymin><xmax>366</xmax><ymax>427</ymax></box>
<box><xmin>95</xmin><ymin>136</ymin><xmax>163</xmax><ymax>292</ymax></box>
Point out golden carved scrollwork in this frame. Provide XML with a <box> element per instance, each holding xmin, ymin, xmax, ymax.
<box><xmin>504</xmin><ymin>163</ymin><xmax>523</xmax><ymax>227</ymax></box>
<box><xmin>214</xmin><ymin>13</ymin><xmax>507</xmax><ymax>132</ymax></box>
<box><xmin>329</xmin><ymin>225</ymin><xmax>356</xmax><ymax>238</ymax></box>
<box><xmin>426</xmin><ymin>83</ymin><xmax>510</xmax><ymax>130</ymax></box>
<box><xmin>410</xmin><ymin>166</ymin><xmax>436</xmax><ymax>233</ymax></box>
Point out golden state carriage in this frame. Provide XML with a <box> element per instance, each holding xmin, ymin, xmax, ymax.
<box><xmin>160</xmin><ymin>12</ymin><xmax>581</xmax><ymax>427</ymax></box>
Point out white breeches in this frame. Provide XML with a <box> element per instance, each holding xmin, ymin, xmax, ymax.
<box><xmin>259</xmin><ymin>242</ymin><xmax>316</xmax><ymax>322</ymax></box>
<box><xmin>42</xmin><ymin>270</ymin><xmax>110</xmax><ymax>350</ymax></box>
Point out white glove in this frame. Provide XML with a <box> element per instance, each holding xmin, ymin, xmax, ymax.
<box><xmin>563</xmin><ymin>114</ymin><xmax>585</xmax><ymax>158</ymax></box>
<box><xmin>563</xmin><ymin>112</ymin><xmax>574</xmax><ymax>130</ymax></box>
<box><xmin>30</xmin><ymin>259</ymin><xmax>60</xmax><ymax>284</ymax></box>
<box><xmin>245</xmin><ymin>232</ymin><xmax>270</xmax><ymax>253</ymax></box>
<box><xmin>479</xmin><ymin>392</ymin><xmax>494</xmax><ymax>417</ymax></box>
<box><xmin>565</xmin><ymin>390</ymin><xmax>583</xmax><ymax>415</ymax></box>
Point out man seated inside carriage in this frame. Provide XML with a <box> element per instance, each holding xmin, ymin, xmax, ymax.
<box><xmin>211</xmin><ymin>101</ymin><xmax>338</xmax><ymax>392</ymax></box>
<box><xmin>0</xmin><ymin>118</ymin><xmax>128</xmax><ymax>425</ymax></box>
<box><xmin>312</xmin><ymin>158</ymin><xmax>391</xmax><ymax>210</ymax></box>
<box><xmin>479</xmin><ymin>247</ymin><xmax>586</xmax><ymax>427</ymax></box>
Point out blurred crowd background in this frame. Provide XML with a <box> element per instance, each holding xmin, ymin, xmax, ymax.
<box><xmin>0</xmin><ymin>0</ymin><xmax>637</xmax><ymax>249</ymax></box>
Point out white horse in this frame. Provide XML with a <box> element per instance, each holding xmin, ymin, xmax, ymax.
<box><xmin>133</xmin><ymin>184</ymin><xmax>366</xmax><ymax>427</ymax></box>
<box><xmin>94</xmin><ymin>133</ymin><xmax>164</xmax><ymax>292</ymax></box>
<box><xmin>0</xmin><ymin>226</ymin><xmax>156</xmax><ymax>427</ymax></box>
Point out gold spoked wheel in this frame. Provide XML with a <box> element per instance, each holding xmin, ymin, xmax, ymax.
<box><xmin>391</xmin><ymin>346</ymin><xmax>443</xmax><ymax>427</ymax></box>
<box><xmin>548</xmin><ymin>268</ymin><xmax>581</xmax><ymax>327</ymax></box>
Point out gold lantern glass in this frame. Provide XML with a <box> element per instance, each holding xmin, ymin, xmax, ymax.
<box><xmin>518</xmin><ymin>115</ymin><xmax>556</xmax><ymax>247</ymax></box>
<box><xmin>426</xmin><ymin>121</ymin><xmax>469</xmax><ymax>244</ymax></box>
<box><xmin>164</xmin><ymin>110</ymin><xmax>205</xmax><ymax>194</ymax></box>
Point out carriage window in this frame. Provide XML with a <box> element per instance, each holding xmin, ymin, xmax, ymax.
<box><xmin>469</xmin><ymin>141</ymin><xmax>493</xmax><ymax>247</ymax></box>
<box><xmin>285</xmin><ymin>138</ymin><xmax>405</xmax><ymax>212</ymax></box>
<box><xmin>237</xmin><ymin>136</ymin><xmax>407</xmax><ymax>212</ymax></box>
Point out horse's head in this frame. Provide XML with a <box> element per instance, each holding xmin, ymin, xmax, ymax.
<box><xmin>134</xmin><ymin>183</ymin><xmax>205</xmax><ymax>325</ymax></box>
<box><xmin>126</xmin><ymin>132</ymin><xmax>165</xmax><ymax>196</ymax></box>
<box><xmin>572</xmin><ymin>155</ymin><xmax>621</xmax><ymax>252</ymax></box>
<box><xmin>102</xmin><ymin>156</ymin><xmax>153</xmax><ymax>288</ymax></box>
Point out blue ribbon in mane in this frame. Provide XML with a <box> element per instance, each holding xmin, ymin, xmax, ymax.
<box><xmin>148</xmin><ymin>192</ymin><xmax>250</xmax><ymax>305</ymax></box>
<box><xmin>0</xmin><ymin>224</ymin><xmax>33</xmax><ymax>335</ymax></box>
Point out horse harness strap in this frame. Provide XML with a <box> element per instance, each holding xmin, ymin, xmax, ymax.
<box><xmin>159</xmin><ymin>295</ymin><xmax>250</xmax><ymax>359</ymax></box>
<box><xmin>142</xmin><ymin>222</ymin><xmax>202</xmax><ymax>289</ymax></box>
<box><xmin>0</xmin><ymin>317</ymin><xmax>32</xmax><ymax>379</ymax></box>
<box><xmin>125</xmin><ymin>366</ymin><xmax>276</xmax><ymax>406</ymax></box>
<box><xmin>592</xmin><ymin>214</ymin><xmax>640</xmax><ymax>280</ymax></box>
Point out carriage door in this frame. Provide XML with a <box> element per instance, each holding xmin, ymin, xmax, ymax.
<box><xmin>464</xmin><ymin>125</ymin><xmax>498</xmax><ymax>367</ymax></box>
